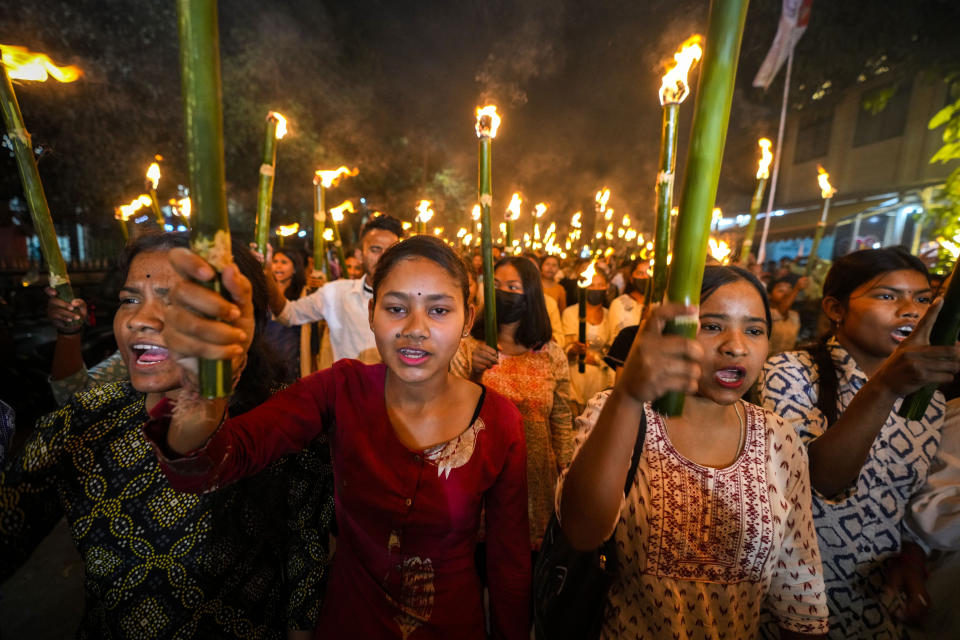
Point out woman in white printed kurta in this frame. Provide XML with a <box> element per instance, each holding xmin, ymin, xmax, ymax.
<box><xmin>560</xmin><ymin>391</ymin><xmax>829</xmax><ymax>638</ymax></box>
<box><xmin>556</xmin><ymin>266</ymin><xmax>828</xmax><ymax>640</ymax></box>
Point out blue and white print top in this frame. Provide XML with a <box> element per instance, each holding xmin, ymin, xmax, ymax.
<box><xmin>759</xmin><ymin>338</ymin><xmax>945</xmax><ymax>639</ymax></box>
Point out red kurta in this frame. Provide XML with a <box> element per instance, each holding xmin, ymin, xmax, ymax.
<box><xmin>145</xmin><ymin>360</ymin><xmax>530</xmax><ymax>639</ymax></box>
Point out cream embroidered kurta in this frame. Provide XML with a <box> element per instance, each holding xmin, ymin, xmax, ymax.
<box><xmin>558</xmin><ymin>392</ymin><xmax>829</xmax><ymax>639</ymax></box>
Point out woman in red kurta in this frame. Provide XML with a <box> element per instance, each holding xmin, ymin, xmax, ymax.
<box><xmin>145</xmin><ymin>236</ymin><xmax>531</xmax><ymax>639</ymax></box>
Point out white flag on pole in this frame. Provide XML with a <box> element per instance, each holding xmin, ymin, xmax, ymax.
<box><xmin>753</xmin><ymin>0</ymin><xmax>813</xmax><ymax>89</ymax></box>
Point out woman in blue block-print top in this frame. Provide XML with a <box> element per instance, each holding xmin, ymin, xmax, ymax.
<box><xmin>759</xmin><ymin>247</ymin><xmax>960</xmax><ymax>638</ymax></box>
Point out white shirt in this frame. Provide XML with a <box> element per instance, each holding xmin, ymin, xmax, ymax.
<box><xmin>276</xmin><ymin>275</ymin><xmax>379</xmax><ymax>363</ymax></box>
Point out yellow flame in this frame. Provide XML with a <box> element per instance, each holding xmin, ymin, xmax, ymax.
<box><xmin>115</xmin><ymin>195</ymin><xmax>150</xmax><ymax>222</ymax></box>
<box><xmin>571</xmin><ymin>211</ymin><xmax>582</xmax><ymax>228</ymax></box>
<box><xmin>708</xmin><ymin>237</ymin><xmax>731</xmax><ymax>264</ymax></box>
<box><xmin>401</xmin><ymin>221</ymin><xmax>413</xmax><ymax>231</ymax></box>
<box><xmin>757</xmin><ymin>138</ymin><xmax>773</xmax><ymax>179</ymax></box>
<box><xmin>534</xmin><ymin>202</ymin><xmax>547</xmax><ymax>218</ymax></box>
<box><xmin>323</xmin><ymin>228</ymin><xmax>334</xmax><ymax>241</ymax></box>
<box><xmin>146</xmin><ymin>162</ymin><xmax>160</xmax><ymax>190</ymax></box>
<box><xmin>415</xmin><ymin>199</ymin><xmax>434</xmax><ymax>224</ymax></box>
<box><xmin>506</xmin><ymin>193</ymin><xmax>522</xmax><ymax>220</ymax></box>
<box><xmin>621</xmin><ymin>214</ymin><xmax>631</xmax><ymax>227</ymax></box>
<box><xmin>471</xmin><ymin>204</ymin><xmax>481</xmax><ymax>220</ymax></box>
<box><xmin>277</xmin><ymin>222</ymin><xmax>299</xmax><ymax>237</ymax></box>
<box><xmin>268</xmin><ymin>111</ymin><xmax>288</xmax><ymax>139</ymax></box>
<box><xmin>434</xmin><ymin>227</ymin><xmax>444</xmax><ymax>236</ymax></box>
<box><xmin>177</xmin><ymin>197</ymin><xmax>191</xmax><ymax>219</ymax></box>
<box><xmin>712</xmin><ymin>207</ymin><xmax>723</xmax><ymax>223</ymax></box>
<box><xmin>330</xmin><ymin>200</ymin><xmax>355</xmax><ymax>222</ymax></box>
<box><xmin>1</xmin><ymin>44</ymin><xmax>82</xmax><ymax>83</ymax></box>
<box><xmin>817</xmin><ymin>164</ymin><xmax>836</xmax><ymax>199</ymax></box>
<box><xmin>314</xmin><ymin>166</ymin><xmax>358</xmax><ymax>188</ymax></box>
<box><xmin>625</xmin><ymin>229</ymin><xmax>637</xmax><ymax>241</ymax></box>
<box><xmin>595</xmin><ymin>188</ymin><xmax>610</xmax><ymax>211</ymax></box>
<box><xmin>463</xmin><ymin>233</ymin><xmax>473</xmax><ymax>246</ymax></box>
<box><xmin>475</xmin><ymin>105</ymin><xmax>501</xmax><ymax>139</ymax></box>
<box><xmin>138</xmin><ymin>194</ymin><xmax>153</xmax><ymax>208</ymax></box>
<box><xmin>659</xmin><ymin>35</ymin><xmax>702</xmax><ymax>105</ymax></box>
<box><xmin>578</xmin><ymin>260</ymin><xmax>598</xmax><ymax>288</ymax></box>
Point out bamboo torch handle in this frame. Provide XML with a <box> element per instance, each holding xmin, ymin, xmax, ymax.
<box><xmin>479</xmin><ymin>136</ymin><xmax>498</xmax><ymax>349</ymax></box>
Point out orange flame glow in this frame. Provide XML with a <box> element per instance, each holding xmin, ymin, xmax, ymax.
<box><xmin>475</xmin><ymin>105</ymin><xmax>501</xmax><ymax>139</ymax></box>
<box><xmin>269</xmin><ymin>111</ymin><xmax>288</xmax><ymax>139</ymax></box>
<box><xmin>330</xmin><ymin>200</ymin><xmax>355</xmax><ymax>222</ymax></box>
<box><xmin>578</xmin><ymin>260</ymin><xmax>598</xmax><ymax>288</ymax></box>
<box><xmin>1</xmin><ymin>44</ymin><xmax>81</xmax><ymax>83</ymax></box>
<box><xmin>817</xmin><ymin>165</ymin><xmax>836</xmax><ymax>199</ymax></box>
<box><xmin>277</xmin><ymin>222</ymin><xmax>299</xmax><ymax>237</ymax></box>
<box><xmin>415</xmin><ymin>199</ymin><xmax>434</xmax><ymax>224</ymax></box>
<box><xmin>595</xmin><ymin>188</ymin><xmax>610</xmax><ymax>212</ymax></box>
<box><xmin>471</xmin><ymin>204</ymin><xmax>481</xmax><ymax>220</ymax></box>
<box><xmin>658</xmin><ymin>35</ymin><xmax>702</xmax><ymax>105</ymax></box>
<box><xmin>757</xmin><ymin>138</ymin><xmax>773</xmax><ymax>179</ymax></box>
<box><xmin>709</xmin><ymin>237</ymin><xmax>731</xmax><ymax>264</ymax></box>
<box><xmin>506</xmin><ymin>193</ymin><xmax>522</xmax><ymax>220</ymax></box>
<box><xmin>146</xmin><ymin>162</ymin><xmax>161</xmax><ymax>190</ymax></box>
<box><xmin>314</xmin><ymin>166</ymin><xmax>358</xmax><ymax>188</ymax></box>
<box><xmin>571</xmin><ymin>211</ymin><xmax>582</xmax><ymax>229</ymax></box>
<box><xmin>534</xmin><ymin>202</ymin><xmax>547</xmax><ymax>218</ymax></box>
<box><xmin>177</xmin><ymin>197</ymin><xmax>191</xmax><ymax>219</ymax></box>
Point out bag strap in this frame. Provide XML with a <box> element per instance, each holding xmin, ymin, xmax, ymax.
<box><xmin>807</xmin><ymin>340</ymin><xmax>839</xmax><ymax>428</ymax></box>
<box><xmin>622</xmin><ymin>408</ymin><xmax>647</xmax><ymax>497</ymax></box>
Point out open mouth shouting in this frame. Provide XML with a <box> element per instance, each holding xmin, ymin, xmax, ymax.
<box><xmin>714</xmin><ymin>366</ymin><xmax>747</xmax><ymax>389</ymax></box>
<box><xmin>891</xmin><ymin>324</ymin><xmax>914</xmax><ymax>343</ymax></box>
<box><xmin>131</xmin><ymin>343</ymin><xmax>170</xmax><ymax>367</ymax></box>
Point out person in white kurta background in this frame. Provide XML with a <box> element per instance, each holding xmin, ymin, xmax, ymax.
<box><xmin>558</xmin><ymin>266</ymin><xmax>828</xmax><ymax>639</ymax></box>
<box><xmin>562</xmin><ymin>268</ymin><xmax>614</xmax><ymax>412</ymax></box>
<box><xmin>607</xmin><ymin>259</ymin><xmax>650</xmax><ymax>336</ymax></box>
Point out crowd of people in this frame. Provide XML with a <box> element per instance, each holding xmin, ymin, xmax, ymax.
<box><xmin>0</xmin><ymin>212</ymin><xmax>957</xmax><ymax>640</ymax></box>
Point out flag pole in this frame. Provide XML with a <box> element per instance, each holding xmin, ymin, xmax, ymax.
<box><xmin>756</xmin><ymin>49</ymin><xmax>793</xmax><ymax>266</ymax></box>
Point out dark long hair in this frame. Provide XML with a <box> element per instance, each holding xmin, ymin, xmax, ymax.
<box><xmin>273</xmin><ymin>247</ymin><xmax>306</xmax><ymax>301</ymax></box>
<box><xmin>701</xmin><ymin>265</ymin><xmax>772</xmax><ymax>335</ymax></box>
<box><xmin>470</xmin><ymin>256</ymin><xmax>552</xmax><ymax>350</ymax></box>
<box><xmin>822</xmin><ymin>246</ymin><xmax>928</xmax><ymax>308</ymax></box>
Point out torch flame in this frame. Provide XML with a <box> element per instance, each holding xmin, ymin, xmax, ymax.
<box><xmin>756</xmin><ymin>138</ymin><xmax>773</xmax><ymax>179</ymax></box>
<box><xmin>595</xmin><ymin>188</ymin><xmax>610</xmax><ymax>212</ymax></box>
<box><xmin>475</xmin><ymin>105</ymin><xmax>501</xmax><ymax>139</ymax></box>
<box><xmin>658</xmin><ymin>35</ymin><xmax>703</xmax><ymax>105</ymax></box>
<box><xmin>146</xmin><ymin>162</ymin><xmax>161</xmax><ymax>190</ymax></box>
<box><xmin>571</xmin><ymin>211</ymin><xmax>582</xmax><ymax>229</ymax></box>
<box><xmin>415</xmin><ymin>199</ymin><xmax>434</xmax><ymax>224</ymax></box>
<box><xmin>578</xmin><ymin>260</ymin><xmax>598</xmax><ymax>288</ymax></box>
<box><xmin>1</xmin><ymin>44</ymin><xmax>82</xmax><ymax>83</ymax></box>
<box><xmin>330</xmin><ymin>200</ymin><xmax>355</xmax><ymax>222</ymax></box>
<box><xmin>268</xmin><ymin>111</ymin><xmax>288</xmax><ymax>139</ymax></box>
<box><xmin>709</xmin><ymin>237</ymin><xmax>731</xmax><ymax>264</ymax></box>
<box><xmin>314</xmin><ymin>166</ymin><xmax>358</xmax><ymax>188</ymax></box>
<box><xmin>621</xmin><ymin>214</ymin><xmax>631</xmax><ymax>227</ymax></box>
<box><xmin>115</xmin><ymin>195</ymin><xmax>151</xmax><ymax>222</ymax></box>
<box><xmin>534</xmin><ymin>202</ymin><xmax>547</xmax><ymax>218</ymax></box>
<box><xmin>277</xmin><ymin>222</ymin><xmax>299</xmax><ymax>237</ymax></box>
<box><xmin>138</xmin><ymin>194</ymin><xmax>153</xmax><ymax>208</ymax></box>
<box><xmin>471</xmin><ymin>204</ymin><xmax>481</xmax><ymax>220</ymax></box>
<box><xmin>177</xmin><ymin>197</ymin><xmax>191</xmax><ymax>219</ymax></box>
<box><xmin>817</xmin><ymin>165</ymin><xmax>836</xmax><ymax>199</ymax></box>
<box><xmin>456</xmin><ymin>227</ymin><xmax>467</xmax><ymax>238</ymax></box>
<box><xmin>506</xmin><ymin>193</ymin><xmax>522</xmax><ymax>221</ymax></box>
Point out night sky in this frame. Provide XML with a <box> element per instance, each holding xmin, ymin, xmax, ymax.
<box><xmin>2</xmin><ymin>1</ymin><xmax>955</xmax><ymax>239</ymax></box>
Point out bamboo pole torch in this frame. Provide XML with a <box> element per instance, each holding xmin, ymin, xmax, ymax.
<box><xmin>415</xmin><ymin>199</ymin><xmax>434</xmax><ymax>236</ymax></box>
<box><xmin>576</xmin><ymin>260</ymin><xmax>598</xmax><ymax>373</ymax></box>
<box><xmin>476</xmin><ymin>105</ymin><xmax>501</xmax><ymax>349</ymax></box>
<box><xmin>146</xmin><ymin>162</ymin><xmax>164</xmax><ymax>225</ymax></box>
<box><xmin>654</xmin><ymin>0</ymin><xmax>751</xmax><ymax>417</ymax></box>
<box><xmin>177</xmin><ymin>0</ymin><xmax>233</xmax><ymax>398</ymax></box>
<box><xmin>738</xmin><ymin>138</ymin><xmax>773</xmax><ymax>266</ymax></box>
<box><xmin>253</xmin><ymin>111</ymin><xmax>288</xmax><ymax>254</ymax></box>
<box><xmin>505</xmin><ymin>192</ymin><xmax>521</xmax><ymax>252</ymax></box>
<box><xmin>0</xmin><ymin>45</ymin><xmax>81</xmax><ymax>302</ymax></box>
<box><xmin>900</xmin><ymin>257</ymin><xmax>960</xmax><ymax>419</ymax></box>
<box><xmin>806</xmin><ymin>164</ymin><xmax>836</xmax><ymax>276</ymax></box>
<box><xmin>329</xmin><ymin>200</ymin><xmax>353</xmax><ymax>273</ymax></box>
<box><xmin>651</xmin><ymin>36</ymin><xmax>702</xmax><ymax>307</ymax></box>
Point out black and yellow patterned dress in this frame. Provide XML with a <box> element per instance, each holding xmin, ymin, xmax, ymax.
<box><xmin>0</xmin><ymin>381</ymin><xmax>335</xmax><ymax>639</ymax></box>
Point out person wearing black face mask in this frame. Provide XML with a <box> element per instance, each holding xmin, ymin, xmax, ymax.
<box><xmin>562</xmin><ymin>267</ymin><xmax>615</xmax><ymax>412</ymax></box>
<box><xmin>452</xmin><ymin>257</ymin><xmax>575</xmax><ymax>590</ymax></box>
<box><xmin>609</xmin><ymin>259</ymin><xmax>652</xmax><ymax>336</ymax></box>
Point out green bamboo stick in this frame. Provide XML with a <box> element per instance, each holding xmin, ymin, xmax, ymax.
<box><xmin>899</xmin><ymin>259</ymin><xmax>960</xmax><ymax>419</ymax></box>
<box><xmin>254</xmin><ymin>112</ymin><xmax>283</xmax><ymax>254</ymax></box>
<box><xmin>330</xmin><ymin>216</ymin><xmax>348</xmax><ymax>274</ymax></box>
<box><xmin>738</xmin><ymin>176</ymin><xmax>768</xmax><ymax>266</ymax></box>
<box><xmin>654</xmin><ymin>0</ymin><xmax>750</xmax><ymax>417</ymax></box>
<box><xmin>806</xmin><ymin>196</ymin><xmax>830</xmax><ymax>276</ymax></box>
<box><xmin>177</xmin><ymin>0</ymin><xmax>232</xmax><ymax>398</ymax></box>
<box><xmin>651</xmin><ymin>103</ymin><xmax>679</xmax><ymax>305</ymax></box>
<box><xmin>0</xmin><ymin>63</ymin><xmax>75</xmax><ymax>303</ymax></box>
<box><xmin>312</xmin><ymin>180</ymin><xmax>330</xmax><ymax>279</ymax></box>
<box><xmin>476</xmin><ymin>106</ymin><xmax>500</xmax><ymax>349</ymax></box>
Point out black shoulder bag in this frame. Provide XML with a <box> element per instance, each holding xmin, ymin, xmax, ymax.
<box><xmin>532</xmin><ymin>411</ymin><xmax>647</xmax><ymax>640</ymax></box>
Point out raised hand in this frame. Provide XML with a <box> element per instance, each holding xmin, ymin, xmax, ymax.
<box><xmin>470</xmin><ymin>343</ymin><xmax>499</xmax><ymax>379</ymax></box>
<box><xmin>45</xmin><ymin>287</ymin><xmax>87</xmax><ymax>334</ymax></box>
<box><xmin>615</xmin><ymin>302</ymin><xmax>703</xmax><ymax>404</ymax></box>
<box><xmin>873</xmin><ymin>299</ymin><xmax>960</xmax><ymax>397</ymax></box>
